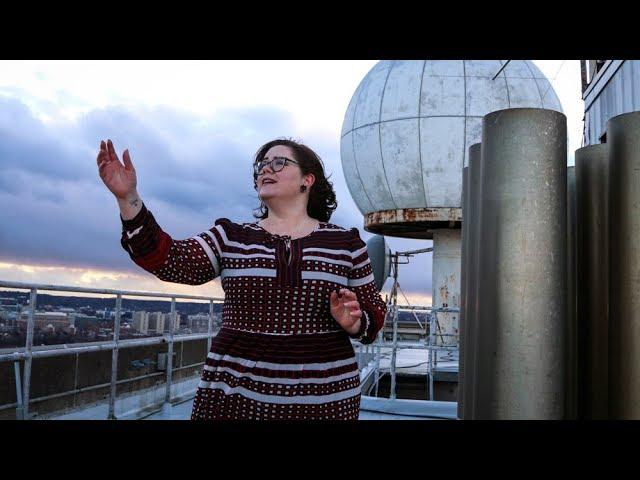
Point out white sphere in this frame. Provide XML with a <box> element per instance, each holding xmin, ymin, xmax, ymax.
<box><xmin>340</xmin><ymin>60</ymin><xmax>563</xmax><ymax>215</ymax></box>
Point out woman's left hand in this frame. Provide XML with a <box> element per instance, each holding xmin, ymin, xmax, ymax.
<box><xmin>330</xmin><ymin>288</ymin><xmax>362</xmax><ymax>335</ymax></box>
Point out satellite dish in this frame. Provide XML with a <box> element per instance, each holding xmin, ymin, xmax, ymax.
<box><xmin>366</xmin><ymin>234</ymin><xmax>391</xmax><ymax>291</ymax></box>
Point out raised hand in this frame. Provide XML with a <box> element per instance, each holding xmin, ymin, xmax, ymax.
<box><xmin>330</xmin><ymin>288</ymin><xmax>362</xmax><ymax>335</ymax></box>
<box><xmin>97</xmin><ymin>139</ymin><xmax>137</xmax><ymax>200</ymax></box>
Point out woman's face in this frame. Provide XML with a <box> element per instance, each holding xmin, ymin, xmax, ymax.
<box><xmin>256</xmin><ymin>145</ymin><xmax>305</xmax><ymax>200</ymax></box>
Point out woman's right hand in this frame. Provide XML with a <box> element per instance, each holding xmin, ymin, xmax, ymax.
<box><xmin>97</xmin><ymin>139</ymin><xmax>137</xmax><ymax>200</ymax></box>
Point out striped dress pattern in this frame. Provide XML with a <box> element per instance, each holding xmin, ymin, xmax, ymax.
<box><xmin>120</xmin><ymin>203</ymin><xmax>387</xmax><ymax>420</ymax></box>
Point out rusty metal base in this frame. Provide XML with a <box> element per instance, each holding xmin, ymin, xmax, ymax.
<box><xmin>364</xmin><ymin>208</ymin><xmax>462</xmax><ymax>239</ymax></box>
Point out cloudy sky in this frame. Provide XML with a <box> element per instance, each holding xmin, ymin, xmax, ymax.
<box><xmin>0</xmin><ymin>60</ymin><xmax>583</xmax><ymax>306</ymax></box>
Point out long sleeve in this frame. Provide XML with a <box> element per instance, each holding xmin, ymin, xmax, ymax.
<box><xmin>120</xmin><ymin>202</ymin><xmax>226</xmax><ymax>286</ymax></box>
<box><xmin>345</xmin><ymin>227</ymin><xmax>388</xmax><ymax>344</ymax></box>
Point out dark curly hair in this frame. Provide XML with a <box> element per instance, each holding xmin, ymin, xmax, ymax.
<box><xmin>252</xmin><ymin>138</ymin><xmax>338</xmax><ymax>222</ymax></box>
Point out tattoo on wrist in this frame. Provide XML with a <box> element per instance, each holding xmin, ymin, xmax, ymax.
<box><xmin>128</xmin><ymin>197</ymin><xmax>140</xmax><ymax>208</ymax></box>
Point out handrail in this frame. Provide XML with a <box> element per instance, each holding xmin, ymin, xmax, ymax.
<box><xmin>0</xmin><ymin>279</ymin><xmax>222</xmax><ymax>419</ymax></box>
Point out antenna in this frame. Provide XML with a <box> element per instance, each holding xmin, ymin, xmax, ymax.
<box><xmin>492</xmin><ymin>60</ymin><xmax>511</xmax><ymax>80</ymax></box>
<box><xmin>366</xmin><ymin>234</ymin><xmax>392</xmax><ymax>291</ymax></box>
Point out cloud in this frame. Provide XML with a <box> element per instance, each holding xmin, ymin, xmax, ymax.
<box><xmin>0</xmin><ymin>97</ymin><xmax>439</xmax><ymax>301</ymax></box>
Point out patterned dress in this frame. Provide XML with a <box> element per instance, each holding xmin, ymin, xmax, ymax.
<box><xmin>120</xmin><ymin>203</ymin><xmax>387</xmax><ymax>420</ymax></box>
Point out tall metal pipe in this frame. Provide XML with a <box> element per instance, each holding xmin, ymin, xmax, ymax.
<box><xmin>608</xmin><ymin>111</ymin><xmax>640</xmax><ymax>419</ymax></box>
<box><xmin>465</xmin><ymin>143</ymin><xmax>482</xmax><ymax>420</ymax></box>
<box><xmin>575</xmin><ymin>144</ymin><xmax>609</xmax><ymax>419</ymax></box>
<box><xmin>566</xmin><ymin>165</ymin><xmax>578</xmax><ymax>419</ymax></box>
<box><xmin>476</xmin><ymin>108</ymin><xmax>567</xmax><ymax>419</ymax></box>
<box><xmin>458</xmin><ymin>165</ymin><xmax>469</xmax><ymax>419</ymax></box>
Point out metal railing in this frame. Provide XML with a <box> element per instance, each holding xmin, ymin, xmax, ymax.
<box><xmin>1</xmin><ymin>280</ymin><xmax>460</xmax><ymax>419</ymax></box>
<box><xmin>0</xmin><ymin>280</ymin><xmax>223</xmax><ymax>420</ymax></box>
<box><xmin>365</xmin><ymin>305</ymin><xmax>460</xmax><ymax>401</ymax></box>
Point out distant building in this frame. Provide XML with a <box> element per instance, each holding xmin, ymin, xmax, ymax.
<box><xmin>187</xmin><ymin>313</ymin><xmax>211</xmax><ymax>331</ymax></box>
<box><xmin>71</xmin><ymin>314</ymin><xmax>101</xmax><ymax>332</ymax></box>
<box><xmin>162</xmin><ymin>313</ymin><xmax>180</xmax><ymax>332</ymax></box>
<box><xmin>132</xmin><ymin>311</ymin><xmax>149</xmax><ymax>334</ymax></box>
<box><xmin>0</xmin><ymin>297</ymin><xmax>21</xmax><ymax>326</ymax></box>
<box><xmin>18</xmin><ymin>311</ymin><xmax>70</xmax><ymax>331</ymax></box>
<box><xmin>148</xmin><ymin>312</ymin><xmax>165</xmax><ymax>334</ymax></box>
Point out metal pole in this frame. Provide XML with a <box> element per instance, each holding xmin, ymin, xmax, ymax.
<box><xmin>389</xmin><ymin>258</ymin><xmax>399</xmax><ymax>400</ymax></box>
<box><xmin>108</xmin><ymin>294</ymin><xmax>122</xmax><ymax>420</ymax></box>
<box><xmin>14</xmin><ymin>362</ymin><xmax>23</xmax><ymax>420</ymax></box>
<box><xmin>374</xmin><ymin>327</ymin><xmax>383</xmax><ymax>397</ymax></box>
<box><xmin>575</xmin><ymin>144</ymin><xmax>609</xmax><ymax>419</ymax></box>
<box><xmin>608</xmin><ymin>112</ymin><xmax>640</xmax><ymax>419</ymax></box>
<box><xmin>465</xmin><ymin>143</ymin><xmax>482</xmax><ymax>419</ymax></box>
<box><xmin>429</xmin><ymin>312</ymin><xmax>434</xmax><ymax>401</ymax></box>
<box><xmin>476</xmin><ymin>108</ymin><xmax>567</xmax><ymax>419</ymax></box>
<box><xmin>207</xmin><ymin>300</ymin><xmax>214</xmax><ymax>353</ymax></box>
<box><xmin>389</xmin><ymin>305</ymin><xmax>398</xmax><ymax>400</ymax></box>
<box><xmin>566</xmin><ymin>165</ymin><xmax>578</xmax><ymax>420</ymax></box>
<box><xmin>458</xmin><ymin>164</ymin><xmax>469</xmax><ymax>420</ymax></box>
<box><xmin>163</xmin><ymin>298</ymin><xmax>176</xmax><ymax>415</ymax></box>
<box><xmin>21</xmin><ymin>288</ymin><xmax>37</xmax><ymax>420</ymax></box>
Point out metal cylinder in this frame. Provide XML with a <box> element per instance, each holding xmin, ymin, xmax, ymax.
<box><xmin>458</xmin><ymin>165</ymin><xmax>469</xmax><ymax>419</ymax></box>
<box><xmin>608</xmin><ymin>111</ymin><xmax>640</xmax><ymax>419</ymax></box>
<box><xmin>566</xmin><ymin>165</ymin><xmax>578</xmax><ymax>419</ymax></box>
<box><xmin>475</xmin><ymin>108</ymin><xmax>567</xmax><ymax>419</ymax></box>
<box><xmin>465</xmin><ymin>143</ymin><xmax>482</xmax><ymax>420</ymax></box>
<box><xmin>575</xmin><ymin>144</ymin><xmax>609</xmax><ymax>419</ymax></box>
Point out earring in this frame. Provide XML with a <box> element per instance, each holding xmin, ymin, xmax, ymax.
<box><xmin>300</xmin><ymin>185</ymin><xmax>307</xmax><ymax>192</ymax></box>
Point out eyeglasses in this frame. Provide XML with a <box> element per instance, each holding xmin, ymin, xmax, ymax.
<box><xmin>253</xmin><ymin>156</ymin><xmax>299</xmax><ymax>179</ymax></box>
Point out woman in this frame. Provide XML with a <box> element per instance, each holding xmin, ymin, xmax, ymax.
<box><xmin>97</xmin><ymin>137</ymin><xmax>387</xmax><ymax>420</ymax></box>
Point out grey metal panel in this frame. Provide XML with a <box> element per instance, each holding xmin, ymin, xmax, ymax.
<box><xmin>633</xmin><ymin>60</ymin><xmax>640</xmax><ymax>109</ymax></box>
<box><xmin>593</xmin><ymin>98</ymin><xmax>602</xmax><ymax>141</ymax></box>
<box><xmin>421</xmin><ymin>75</ymin><xmax>466</xmax><ymax>116</ymax></box>
<box><xmin>608</xmin><ymin>112</ymin><xmax>640</xmax><ymax>419</ymax></box>
<box><xmin>525</xmin><ymin>61</ymin><xmax>547</xmax><ymax>79</ymax></box>
<box><xmin>611</xmin><ymin>70</ymin><xmax>628</xmax><ymax>115</ymax></box>
<box><xmin>465</xmin><ymin>76</ymin><xmax>509</xmax><ymax>117</ymax></box>
<box><xmin>340</xmin><ymin>131</ymin><xmax>374</xmax><ymax>214</ymax></box>
<box><xmin>419</xmin><ymin>117</ymin><xmax>465</xmax><ymax>207</ymax></box>
<box><xmin>503</xmin><ymin>60</ymin><xmax>534</xmax><ymax>78</ymax></box>
<box><xmin>464</xmin><ymin>60</ymin><xmax>503</xmax><ymax>77</ymax></box>
<box><xmin>380</xmin><ymin>119</ymin><xmax>425</xmax><ymax>207</ymax></box>
<box><xmin>423</xmin><ymin>60</ymin><xmax>464</xmax><ymax>77</ymax></box>
<box><xmin>353</xmin><ymin>125</ymin><xmax>397</xmax><ymax>210</ymax></box>
<box><xmin>583</xmin><ymin>61</ymin><xmax>640</xmax><ymax>145</ymax></box>
<box><xmin>476</xmin><ymin>108</ymin><xmax>567</xmax><ymax>419</ymax></box>
<box><xmin>542</xmin><ymin>81</ymin><xmax>563</xmax><ymax>110</ymax></box>
<box><xmin>353</xmin><ymin>62</ymin><xmax>391</xmax><ymax>129</ymax></box>
<box><xmin>621</xmin><ymin>62</ymin><xmax>634</xmax><ymax>112</ymax></box>
<box><xmin>380</xmin><ymin>60</ymin><xmax>423</xmax><ymax>121</ymax></box>
<box><xmin>506</xmin><ymin>78</ymin><xmax>544</xmax><ymax>108</ymax></box>
<box><xmin>575</xmin><ymin>144</ymin><xmax>609</xmax><ymax>419</ymax></box>
<box><xmin>463</xmin><ymin>117</ymin><xmax>483</xmax><ymax>168</ymax></box>
<box><xmin>341</xmin><ymin>80</ymin><xmax>365</xmax><ymax>137</ymax></box>
<box><xmin>583</xmin><ymin>60</ymin><xmax>624</xmax><ymax>108</ymax></box>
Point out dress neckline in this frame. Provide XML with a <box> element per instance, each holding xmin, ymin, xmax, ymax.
<box><xmin>254</xmin><ymin>220</ymin><xmax>323</xmax><ymax>241</ymax></box>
